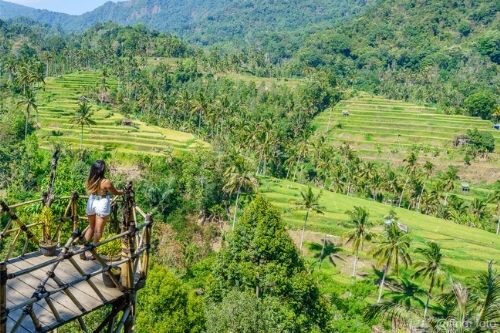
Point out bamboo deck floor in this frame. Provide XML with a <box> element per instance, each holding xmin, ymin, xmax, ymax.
<box><xmin>5</xmin><ymin>250</ymin><xmax>124</xmax><ymax>332</ymax></box>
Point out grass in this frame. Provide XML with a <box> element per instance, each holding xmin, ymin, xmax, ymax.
<box><xmin>260</xmin><ymin>177</ymin><xmax>500</xmax><ymax>280</ymax></box>
<box><xmin>36</xmin><ymin>71</ymin><xmax>207</xmax><ymax>155</ymax></box>
<box><xmin>314</xmin><ymin>93</ymin><xmax>500</xmax><ymax>184</ymax></box>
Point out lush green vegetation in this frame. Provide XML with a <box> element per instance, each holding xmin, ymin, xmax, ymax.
<box><xmin>287</xmin><ymin>0</ymin><xmax>499</xmax><ymax>110</ymax></box>
<box><xmin>0</xmin><ymin>5</ymin><xmax>499</xmax><ymax>333</ymax></box>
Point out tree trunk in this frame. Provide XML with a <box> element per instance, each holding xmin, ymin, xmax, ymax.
<box><xmin>299</xmin><ymin>209</ymin><xmax>310</xmax><ymax>252</ymax></box>
<box><xmin>80</xmin><ymin>125</ymin><xmax>84</xmax><ymax>150</ymax></box>
<box><xmin>232</xmin><ymin>187</ymin><xmax>241</xmax><ymax>230</ymax></box>
<box><xmin>417</xmin><ymin>184</ymin><xmax>426</xmax><ymax>211</ymax></box>
<box><xmin>352</xmin><ymin>254</ymin><xmax>359</xmax><ymax>277</ymax></box>
<box><xmin>496</xmin><ymin>217</ymin><xmax>499</xmax><ymax>235</ymax></box>
<box><xmin>377</xmin><ymin>265</ymin><xmax>388</xmax><ymax>303</ymax></box>
<box><xmin>24</xmin><ymin>116</ymin><xmax>28</xmax><ymax>139</ymax></box>
<box><xmin>424</xmin><ymin>277</ymin><xmax>435</xmax><ymax>320</ymax></box>
<box><xmin>398</xmin><ymin>177</ymin><xmax>409</xmax><ymax>207</ymax></box>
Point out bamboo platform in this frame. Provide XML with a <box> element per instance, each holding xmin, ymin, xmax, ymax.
<box><xmin>0</xmin><ymin>148</ymin><xmax>154</xmax><ymax>333</ymax></box>
<box><xmin>6</xmin><ymin>251</ymin><xmax>125</xmax><ymax>332</ymax></box>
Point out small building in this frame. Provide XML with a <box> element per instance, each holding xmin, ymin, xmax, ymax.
<box><xmin>494</xmin><ymin>124</ymin><xmax>500</xmax><ymax>130</ymax></box>
<box><xmin>461</xmin><ymin>182</ymin><xmax>470</xmax><ymax>192</ymax></box>
<box><xmin>454</xmin><ymin>135</ymin><xmax>469</xmax><ymax>147</ymax></box>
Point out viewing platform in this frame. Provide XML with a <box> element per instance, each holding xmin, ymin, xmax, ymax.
<box><xmin>0</xmin><ymin>149</ymin><xmax>154</xmax><ymax>333</ymax></box>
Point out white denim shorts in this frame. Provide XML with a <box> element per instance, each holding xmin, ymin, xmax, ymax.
<box><xmin>86</xmin><ymin>194</ymin><xmax>111</xmax><ymax>217</ymax></box>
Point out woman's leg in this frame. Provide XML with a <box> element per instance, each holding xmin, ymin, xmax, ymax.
<box><xmin>84</xmin><ymin>215</ymin><xmax>96</xmax><ymax>242</ymax></box>
<box><xmin>93</xmin><ymin>215</ymin><xmax>108</xmax><ymax>244</ymax></box>
<box><xmin>81</xmin><ymin>215</ymin><xmax>96</xmax><ymax>260</ymax></box>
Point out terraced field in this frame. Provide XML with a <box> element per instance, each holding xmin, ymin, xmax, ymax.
<box><xmin>37</xmin><ymin>72</ymin><xmax>206</xmax><ymax>155</ymax></box>
<box><xmin>260</xmin><ymin>177</ymin><xmax>500</xmax><ymax>279</ymax></box>
<box><xmin>314</xmin><ymin>93</ymin><xmax>500</xmax><ymax>183</ymax></box>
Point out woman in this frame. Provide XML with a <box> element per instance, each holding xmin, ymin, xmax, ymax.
<box><xmin>82</xmin><ymin>160</ymin><xmax>123</xmax><ymax>260</ymax></box>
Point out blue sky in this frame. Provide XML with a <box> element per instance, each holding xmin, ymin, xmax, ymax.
<box><xmin>6</xmin><ymin>0</ymin><xmax>127</xmax><ymax>15</ymax></box>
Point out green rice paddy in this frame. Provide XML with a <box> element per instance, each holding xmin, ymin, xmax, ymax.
<box><xmin>36</xmin><ymin>72</ymin><xmax>206</xmax><ymax>155</ymax></box>
<box><xmin>260</xmin><ymin>177</ymin><xmax>500</xmax><ymax>278</ymax></box>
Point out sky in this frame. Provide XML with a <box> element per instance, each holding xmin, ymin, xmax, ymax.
<box><xmin>6</xmin><ymin>0</ymin><xmax>127</xmax><ymax>15</ymax></box>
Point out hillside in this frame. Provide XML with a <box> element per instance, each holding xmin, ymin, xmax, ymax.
<box><xmin>314</xmin><ymin>93</ymin><xmax>500</xmax><ymax>183</ymax></box>
<box><xmin>37</xmin><ymin>72</ymin><xmax>206</xmax><ymax>154</ymax></box>
<box><xmin>0</xmin><ymin>1</ymin><xmax>71</xmax><ymax>26</ymax></box>
<box><xmin>260</xmin><ymin>177</ymin><xmax>500</xmax><ymax>278</ymax></box>
<box><xmin>0</xmin><ymin>0</ymin><xmax>370</xmax><ymax>51</ymax></box>
<box><xmin>289</xmin><ymin>0</ymin><xmax>499</xmax><ymax>109</ymax></box>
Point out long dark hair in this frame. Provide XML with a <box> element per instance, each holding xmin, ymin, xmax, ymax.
<box><xmin>86</xmin><ymin>160</ymin><xmax>106</xmax><ymax>194</ymax></box>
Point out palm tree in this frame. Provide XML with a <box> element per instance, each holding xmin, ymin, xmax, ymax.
<box><xmin>417</xmin><ymin>161</ymin><xmax>434</xmax><ymax>211</ymax></box>
<box><xmin>345</xmin><ymin>206</ymin><xmax>373</xmax><ymax>277</ymax></box>
<box><xmin>17</xmin><ymin>88</ymin><xmax>38</xmax><ymax>138</ymax></box>
<box><xmin>414</xmin><ymin>242</ymin><xmax>447</xmax><ymax>320</ymax></box>
<box><xmin>399</xmin><ymin>151</ymin><xmax>419</xmax><ymax>207</ymax></box>
<box><xmin>296</xmin><ymin>187</ymin><xmax>324</xmax><ymax>252</ymax></box>
<box><xmin>223</xmin><ymin>164</ymin><xmax>258</xmax><ymax>230</ymax></box>
<box><xmin>470</xmin><ymin>198</ymin><xmax>489</xmax><ymax>222</ymax></box>
<box><xmin>365</xmin><ymin>277</ymin><xmax>426</xmax><ymax>331</ymax></box>
<box><xmin>487</xmin><ymin>189</ymin><xmax>500</xmax><ymax>235</ymax></box>
<box><xmin>436</xmin><ymin>262</ymin><xmax>498</xmax><ymax>332</ymax></box>
<box><xmin>372</xmin><ymin>220</ymin><xmax>412</xmax><ymax>303</ymax></box>
<box><xmin>470</xmin><ymin>261</ymin><xmax>499</xmax><ymax>330</ymax></box>
<box><xmin>71</xmin><ymin>101</ymin><xmax>96</xmax><ymax>150</ymax></box>
<box><xmin>441</xmin><ymin>166</ymin><xmax>459</xmax><ymax>206</ymax></box>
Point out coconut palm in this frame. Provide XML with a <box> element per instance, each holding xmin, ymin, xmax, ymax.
<box><xmin>365</xmin><ymin>277</ymin><xmax>426</xmax><ymax>331</ymax></box>
<box><xmin>436</xmin><ymin>262</ymin><xmax>498</xmax><ymax>332</ymax></box>
<box><xmin>470</xmin><ymin>261</ymin><xmax>499</xmax><ymax>330</ymax></box>
<box><xmin>470</xmin><ymin>198</ymin><xmax>489</xmax><ymax>222</ymax></box>
<box><xmin>345</xmin><ymin>206</ymin><xmax>373</xmax><ymax>277</ymax></box>
<box><xmin>417</xmin><ymin>161</ymin><xmax>434</xmax><ymax>211</ymax></box>
<box><xmin>441</xmin><ymin>166</ymin><xmax>459</xmax><ymax>206</ymax></box>
<box><xmin>296</xmin><ymin>187</ymin><xmax>324</xmax><ymax>252</ymax></box>
<box><xmin>399</xmin><ymin>151</ymin><xmax>419</xmax><ymax>207</ymax></box>
<box><xmin>372</xmin><ymin>220</ymin><xmax>412</xmax><ymax>303</ymax></box>
<box><xmin>223</xmin><ymin>163</ymin><xmax>258</xmax><ymax>230</ymax></box>
<box><xmin>17</xmin><ymin>88</ymin><xmax>38</xmax><ymax>138</ymax></box>
<box><xmin>71</xmin><ymin>101</ymin><xmax>96</xmax><ymax>150</ymax></box>
<box><xmin>487</xmin><ymin>189</ymin><xmax>500</xmax><ymax>235</ymax></box>
<box><xmin>414</xmin><ymin>242</ymin><xmax>447</xmax><ymax>320</ymax></box>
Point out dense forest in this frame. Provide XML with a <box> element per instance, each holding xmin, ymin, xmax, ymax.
<box><xmin>0</xmin><ymin>0</ymin><xmax>499</xmax><ymax>332</ymax></box>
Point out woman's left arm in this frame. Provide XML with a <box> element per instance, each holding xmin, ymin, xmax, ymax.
<box><xmin>104</xmin><ymin>180</ymin><xmax>123</xmax><ymax>196</ymax></box>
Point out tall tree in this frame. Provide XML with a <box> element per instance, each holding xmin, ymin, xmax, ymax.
<box><xmin>17</xmin><ymin>88</ymin><xmax>37</xmax><ymax>138</ymax></box>
<box><xmin>487</xmin><ymin>189</ymin><xmax>500</xmax><ymax>235</ymax></box>
<box><xmin>416</xmin><ymin>161</ymin><xmax>434</xmax><ymax>211</ymax></box>
<box><xmin>470</xmin><ymin>261</ymin><xmax>499</xmax><ymax>330</ymax></box>
<box><xmin>365</xmin><ymin>277</ymin><xmax>426</xmax><ymax>331</ymax></box>
<box><xmin>345</xmin><ymin>206</ymin><xmax>373</xmax><ymax>277</ymax></box>
<box><xmin>223</xmin><ymin>159</ymin><xmax>258</xmax><ymax>230</ymax></box>
<box><xmin>441</xmin><ymin>166</ymin><xmax>459</xmax><ymax>206</ymax></box>
<box><xmin>209</xmin><ymin>196</ymin><xmax>329</xmax><ymax>332</ymax></box>
<box><xmin>413</xmin><ymin>242</ymin><xmax>447</xmax><ymax>320</ymax></box>
<box><xmin>296</xmin><ymin>187</ymin><xmax>324</xmax><ymax>252</ymax></box>
<box><xmin>71</xmin><ymin>101</ymin><xmax>96</xmax><ymax>150</ymax></box>
<box><xmin>372</xmin><ymin>219</ymin><xmax>412</xmax><ymax>303</ymax></box>
<box><xmin>399</xmin><ymin>151</ymin><xmax>418</xmax><ymax>207</ymax></box>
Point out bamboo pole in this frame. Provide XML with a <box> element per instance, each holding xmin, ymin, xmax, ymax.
<box><xmin>0</xmin><ymin>262</ymin><xmax>6</xmax><ymax>333</ymax></box>
<box><xmin>141</xmin><ymin>215</ymin><xmax>152</xmax><ymax>278</ymax></box>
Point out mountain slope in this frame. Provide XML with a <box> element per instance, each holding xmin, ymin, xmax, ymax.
<box><xmin>0</xmin><ymin>0</ymin><xmax>72</xmax><ymax>26</ymax></box>
<box><xmin>0</xmin><ymin>0</ymin><xmax>371</xmax><ymax>48</ymax></box>
<box><xmin>288</xmin><ymin>0</ymin><xmax>499</xmax><ymax>108</ymax></box>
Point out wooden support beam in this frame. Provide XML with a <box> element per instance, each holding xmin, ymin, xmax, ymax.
<box><xmin>0</xmin><ymin>262</ymin><xmax>7</xmax><ymax>333</ymax></box>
